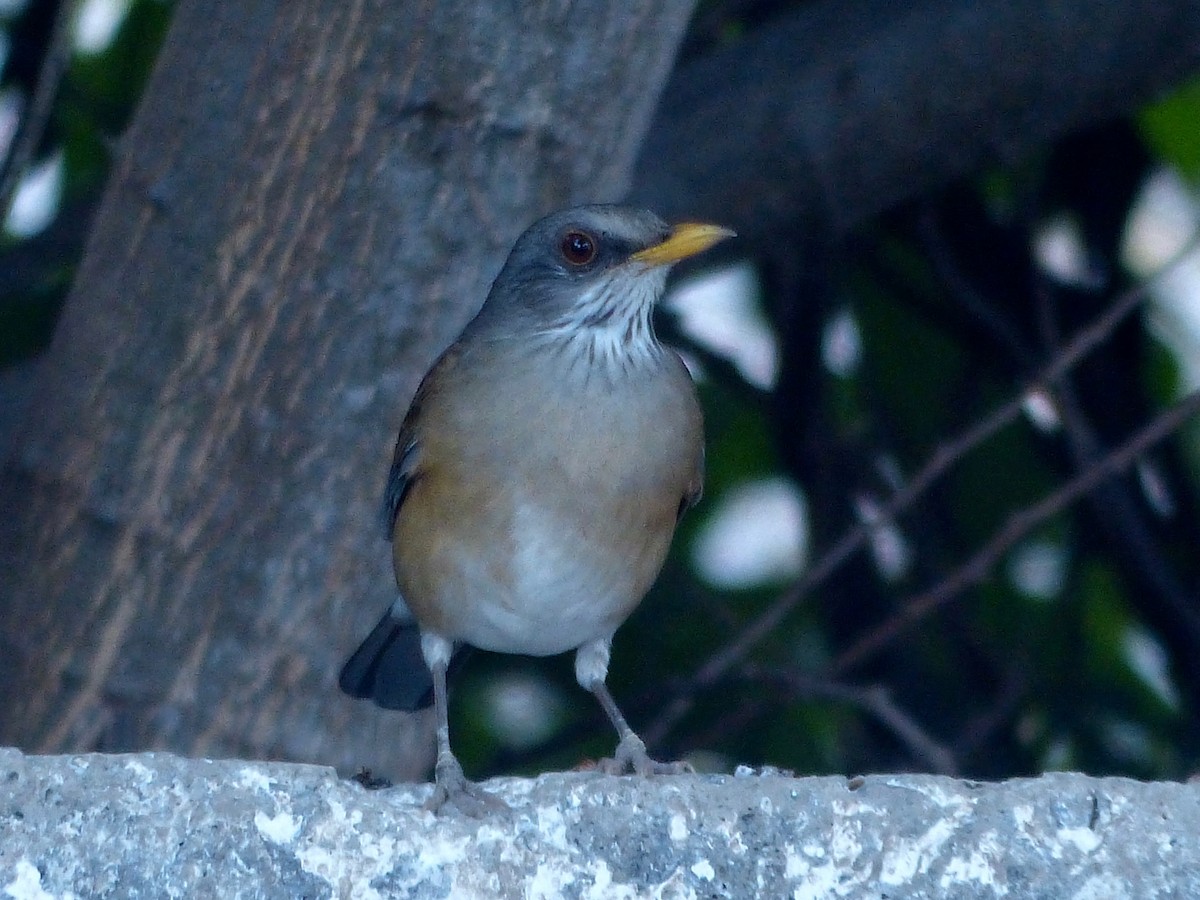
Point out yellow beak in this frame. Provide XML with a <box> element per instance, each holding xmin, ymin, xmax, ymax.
<box><xmin>630</xmin><ymin>222</ymin><xmax>736</xmax><ymax>267</ymax></box>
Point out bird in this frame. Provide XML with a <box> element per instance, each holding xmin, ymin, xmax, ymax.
<box><xmin>339</xmin><ymin>204</ymin><xmax>734</xmax><ymax>814</ymax></box>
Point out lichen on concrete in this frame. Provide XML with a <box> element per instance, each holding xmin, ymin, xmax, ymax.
<box><xmin>1</xmin><ymin>747</ymin><xmax>1198</xmax><ymax>898</ymax></box>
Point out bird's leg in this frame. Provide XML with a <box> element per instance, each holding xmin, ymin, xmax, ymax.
<box><xmin>576</xmin><ymin>638</ymin><xmax>692</xmax><ymax>776</ymax></box>
<box><xmin>421</xmin><ymin>634</ymin><xmax>507</xmax><ymax>816</ymax></box>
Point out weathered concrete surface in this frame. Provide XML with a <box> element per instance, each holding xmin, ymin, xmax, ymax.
<box><xmin>1</xmin><ymin>747</ymin><xmax>1197</xmax><ymax>898</ymax></box>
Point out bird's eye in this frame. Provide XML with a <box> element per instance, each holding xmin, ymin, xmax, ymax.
<box><xmin>560</xmin><ymin>230</ymin><xmax>597</xmax><ymax>266</ymax></box>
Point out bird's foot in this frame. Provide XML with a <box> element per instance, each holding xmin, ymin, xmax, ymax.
<box><xmin>596</xmin><ymin>733</ymin><xmax>693</xmax><ymax>776</ymax></box>
<box><xmin>424</xmin><ymin>754</ymin><xmax>508</xmax><ymax>817</ymax></box>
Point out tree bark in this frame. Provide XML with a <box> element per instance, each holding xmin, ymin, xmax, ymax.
<box><xmin>631</xmin><ymin>0</ymin><xmax>1200</xmax><ymax>240</ymax></box>
<box><xmin>0</xmin><ymin>0</ymin><xmax>696</xmax><ymax>774</ymax></box>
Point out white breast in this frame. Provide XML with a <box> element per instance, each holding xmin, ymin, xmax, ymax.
<box><xmin>448</xmin><ymin>500</ymin><xmax>635</xmax><ymax>655</ymax></box>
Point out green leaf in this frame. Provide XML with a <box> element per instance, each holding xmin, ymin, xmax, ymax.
<box><xmin>1139</xmin><ymin>75</ymin><xmax>1200</xmax><ymax>182</ymax></box>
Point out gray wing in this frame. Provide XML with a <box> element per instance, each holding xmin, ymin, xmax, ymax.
<box><xmin>381</xmin><ymin>344</ymin><xmax>466</xmax><ymax>539</ymax></box>
<box><xmin>382</xmin><ymin>432</ymin><xmax>418</xmax><ymax>539</ymax></box>
<box><xmin>676</xmin><ymin>443</ymin><xmax>705</xmax><ymax>524</ymax></box>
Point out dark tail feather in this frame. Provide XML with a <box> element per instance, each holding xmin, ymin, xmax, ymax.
<box><xmin>339</xmin><ymin>613</ymin><xmax>435</xmax><ymax>711</ymax></box>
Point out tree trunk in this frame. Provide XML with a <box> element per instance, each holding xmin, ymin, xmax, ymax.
<box><xmin>631</xmin><ymin>0</ymin><xmax>1200</xmax><ymax>240</ymax></box>
<box><xmin>0</xmin><ymin>0</ymin><xmax>695</xmax><ymax>775</ymax></box>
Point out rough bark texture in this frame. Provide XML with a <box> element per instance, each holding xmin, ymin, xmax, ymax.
<box><xmin>2</xmin><ymin>749</ymin><xmax>1198</xmax><ymax>898</ymax></box>
<box><xmin>631</xmin><ymin>0</ymin><xmax>1200</xmax><ymax>240</ymax></box>
<box><xmin>0</xmin><ymin>0</ymin><xmax>695</xmax><ymax>773</ymax></box>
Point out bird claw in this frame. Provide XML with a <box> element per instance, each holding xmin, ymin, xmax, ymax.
<box><xmin>424</xmin><ymin>755</ymin><xmax>509</xmax><ymax>817</ymax></box>
<box><xmin>596</xmin><ymin>734</ymin><xmax>693</xmax><ymax>776</ymax></box>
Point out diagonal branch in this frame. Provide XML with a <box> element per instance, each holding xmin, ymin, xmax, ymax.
<box><xmin>0</xmin><ymin>0</ymin><xmax>78</xmax><ymax>226</ymax></box>
<box><xmin>646</xmin><ymin>244</ymin><xmax>1196</xmax><ymax>746</ymax></box>
<box><xmin>740</xmin><ymin>665</ymin><xmax>960</xmax><ymax>775</ymax></box>
<box><xmin>832</xmin><ymin>388</ymin><xmax>1200</xmax><ymax>674</ymax></box>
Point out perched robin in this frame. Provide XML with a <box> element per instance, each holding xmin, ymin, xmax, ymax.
<box><xmin>340</xmin><ymin>205</ymin><xmax>733</xmax><ymax>814</ymax></box>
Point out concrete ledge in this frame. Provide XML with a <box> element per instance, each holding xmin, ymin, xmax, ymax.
<box><xmin>1</xmin><ymin>747</ymin><xmax>1196</xmax><ymax>898</ymax></box>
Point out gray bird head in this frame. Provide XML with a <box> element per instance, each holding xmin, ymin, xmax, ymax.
<box><xmin>467</xmin><ymin>205</ymin><xmax>734</xmax><ymax>351</ymax></box>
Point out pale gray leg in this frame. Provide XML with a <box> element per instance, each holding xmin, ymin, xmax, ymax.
<box><xmin>575</xmin><ymin>638</ymin><xmax>691</xmax><ymax>776</ymax></box>
<box><xmin>421</xmin><ymin>633</ymin><xmax>507</xmax><ymax>815</ymax></box>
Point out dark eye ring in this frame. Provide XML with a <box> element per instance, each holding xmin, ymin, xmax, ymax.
<box><xmin>560</xmin><ymin>230</ymin><xmax>597</xmax><ymax>266</ymax></box>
